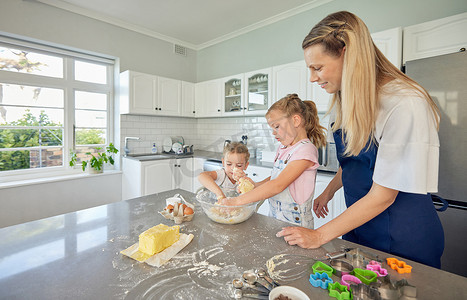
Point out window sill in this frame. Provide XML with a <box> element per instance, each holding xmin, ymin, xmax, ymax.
<box><xmin>0</xmin><ymin>170</ymin><xmax>122</xmax><ymax>190</ymax></box>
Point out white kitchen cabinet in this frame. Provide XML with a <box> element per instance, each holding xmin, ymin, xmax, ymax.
<box><xmin>157</xmin><ymin>76</ymin><xmax>181</xmax><ymax>116</ymax></box>
<box><xmin>195</xmin><ymin>79</ymin><xmax>222</xmax><ymax>117</ymax></box>
<box><xmin>122</xmin><ymin>157</ymin><xmax>194</xmax><ymax>200</ymax></box>
<box><xmin>222</xmin><ymin>74</ymin><xmax>245</xmax><ymax>116</ymax></box>
<box><xmin>272</xmin><ymin>61</ymin><xmax>308</xmax><ymax>103</ymax></box>
<box><xmin>192</xmin><ymin>157</ymin><xmax>206</xmax><ymax>192</ymax></box>
<box><xmin>313</xmin><ymin>172</ymin><xmax>345</xmax><ymax>230</ymax></box>
<box><xmin>181</xmin><ymin>81</ymin><xmax>196</xmax><ymax>117</ymax></box>
<box><xmin>403</xmin><ymin>12</ymin><xmax>467</xmax><ymax>64</ymax></box>
<box><xmin>371</xmin><ymin>27</ymin><xmax>402</xmax><ymax>69</ymax></box>
<box><xmin>120</xmin><ymin>70</ymin><xmax>158</xmax><ymax>115</ymax></box>
<box><xmin>244</xmin><ymin>68</ymin><xmax>272</xmax><ymax>116</ymax></box>
<box><xmin>248</xmin><ymin>165</ymin><xmax>272</xmax><ymax>216</ymax></box>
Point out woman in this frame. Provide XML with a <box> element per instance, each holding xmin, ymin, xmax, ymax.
<box><xmin>276</xmin><ymin>11</ymin><xmax>444</xmax><ymax>268</ymax></box>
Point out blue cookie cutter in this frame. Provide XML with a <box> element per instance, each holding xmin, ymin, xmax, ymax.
<box><xmin>309</xmin><ymin>272</ymin><xmax>333</xmax><ymax>289</ymax></box>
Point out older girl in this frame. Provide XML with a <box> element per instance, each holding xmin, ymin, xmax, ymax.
<box><xmin>220</xmin><ymin>94</ymin><xmax>326</xmax><ymax>229</ymax></box>
<box><xmin>277</xmin><ymin>11</ymin><xmax>444</xmax><ymax>268</ymax></box>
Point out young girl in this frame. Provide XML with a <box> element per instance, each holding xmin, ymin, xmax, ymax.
<box><xmin>219</xmin><ymin>94</ymin><xmax>327</xmax><ymax>229</ymax></box>
<box><xmin>198</xmin><ymin>142</ymin><xmax>251</xmax><ymax>201</ymax></box>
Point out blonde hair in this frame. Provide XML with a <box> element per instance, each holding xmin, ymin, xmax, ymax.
<box><xmin>267</xmin><ymin>94</ymin><xmax>327</xmax><ymax>148</ymax></box>
<box><xmin>302</xmin><ymin>11</ymin><xmax>440</xmax><ymax>156</ymax></box>
<box><xmin>223</xmin><ymin>141</ymin><xmax>250</xmax><ymax>162</ymax></box>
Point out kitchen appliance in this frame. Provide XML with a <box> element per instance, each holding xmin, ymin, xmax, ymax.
<box><xmin>317</xmin><ymin>142</ymin><xmax>339</xmax><ymax>173</ymax></box>
<box><xmin>405</xmin><ymin>50</ymin><xmax>467</xmax><ymax>277</ymax></box>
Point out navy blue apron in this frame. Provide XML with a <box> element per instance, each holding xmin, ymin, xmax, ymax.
<box><xmin>333</xmin><ymin>128</ymin><xmax>444</xmax><ymax>268</ymax></box>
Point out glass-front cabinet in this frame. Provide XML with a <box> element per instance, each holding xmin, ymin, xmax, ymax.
<box><xmin>245</xmin><ymin>68</ymin><xmax>272</xmax><ymax>115</ymax></box>
<box><xmin>223</xmin><ymin>75</ymin><xmax>244</xmax><ymax>116</ymax></box>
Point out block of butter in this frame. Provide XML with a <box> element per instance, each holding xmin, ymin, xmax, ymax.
<box><xmin>138</xmin><ymin>224</ymin><xmax>180</xmax><ymax>256</ymax></box>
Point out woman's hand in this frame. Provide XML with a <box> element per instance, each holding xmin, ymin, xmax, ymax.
<box><xmin>276</xmin><ymin>226</ymin><xmax>324</xmax><ymax>249</ymax></box>
<box><xmin>313</xmin><ymin>192</ymin><xmax>332</xmax><ymax>218</ymax></box>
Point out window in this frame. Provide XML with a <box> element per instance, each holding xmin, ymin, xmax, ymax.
<box><xmin>0</xmin><ymin>37</ymin><xmax>115</xmax><ymax>175</ymax></box>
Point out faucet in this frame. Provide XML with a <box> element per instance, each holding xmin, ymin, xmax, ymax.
<box><xmin>124</xmin><ymin>137</ymin><xmax>140</xmax><ymax>157</ymax></box>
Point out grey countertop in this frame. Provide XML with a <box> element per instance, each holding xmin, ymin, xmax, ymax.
<box><xmin>1</xmin><ymin>189</ymin><xmax>465</xmax><ymax>299</ymax></box>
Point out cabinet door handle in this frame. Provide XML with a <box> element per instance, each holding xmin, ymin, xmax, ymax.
<box><xmin>159</xmin><ymin>108</ymin><xmax>162</xmax><ymax>110</ymax></box>
<box><xmin>252</xmin><ymin>173</ymin><xmax>257</xmax><ymax>176</ymax></box>
<box><xmin>217</xmin><ymin>109</ymin><xmax>221</xmax><ymax>112</ymax></box>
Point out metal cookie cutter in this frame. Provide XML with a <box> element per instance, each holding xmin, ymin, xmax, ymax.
<box><xmin>350</xmin><ymin>283</ymin><xmax>382</xmax><ymax>300</ymax></box>
<box><xmin>330</xmin><ymin>259</ymin><xmax>354</xmax><ymax>277</ymax></box>
<box><xmin>386</xmin><ymin>258</ymin><xmax>412</xmax><ymax>274</ymax></box>
<box><xmin>312</xmin><ymin>261</ymin><xmax>334</xmax><ymax>277</ymax></box>
<box><xmin>327</xmin><ymin>282</ymin><xmax>351</xmax><ymax>300</ymax></box>
<box><xmin>370</xmin><ymin>275</ymin><xmax>417</xmax><ymax>299</ymax></box>
<box><xmin>345</xmin><ymin>248</ymin><xmax>383</xmax><ymax>268</ymax></box>
<box><xmin>366</xmin><ymin>260</ymin><xmax>388</xmax><ymax>277</ymax></box>
<box><xmin>309</xmin><ymin>272</ymin><xmax>333</xmax><ymax>289</ymax></box>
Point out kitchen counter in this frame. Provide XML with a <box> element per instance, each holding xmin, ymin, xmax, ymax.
<box><xmin>1</xmin><ymin>189</ymin><xmax>465</xmax><ymax>299</ymax></box>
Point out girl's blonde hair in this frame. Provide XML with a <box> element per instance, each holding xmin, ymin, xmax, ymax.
<box><xmin>223</xmin><ymin>141</ymin><xmax>250</xmax><ymax>162</ymax></box>
<box><xmin>302</xmin><ymin>11</ymin><xmax>440</xmax><ymax>156</ymax></box>
<box><xmin>267</xmin><ymin>93</ymin><xmax>327</xmax><ymax>148</ymax></box>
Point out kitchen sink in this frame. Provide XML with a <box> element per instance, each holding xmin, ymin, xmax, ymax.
<box><xmin>125</xmin><ymin>154</ymin><xmax>172</xmax><ymax>161</ymax></box>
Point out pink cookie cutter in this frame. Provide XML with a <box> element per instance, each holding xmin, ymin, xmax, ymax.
<box><xmin>366</xmin><ymin>260</ymin><xmax>388</xmax><ymax>277</ymax></box>
<box><xmin>340</xmin><ymin>274</ymin><xmax>362</xmax><ymax>288</ymax></box>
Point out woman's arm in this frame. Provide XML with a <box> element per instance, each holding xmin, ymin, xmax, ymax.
<box><xmin>197</xmin><ymin>170</ymin><xmax>226</xmax><ymax>199</ymax></box>
<box><xmin>313</xmin><ymin>168</ymin><xmax>343</xmax><ymax>218</ymax></box>
<box><xmin>277</xmin><ymin>182</ymin><xmax>398</xmax><ymax>248</ymax></box>
<box><xmin>221</xmin><ymin>159</ymin><xmax>315</xmax><ymax>205</ymax></box>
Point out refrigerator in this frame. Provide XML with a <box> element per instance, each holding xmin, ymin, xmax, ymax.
<box><xmin>405</xmin><ymin>50</ymin><xmax>467</xmax><ymax>277</ymax></box>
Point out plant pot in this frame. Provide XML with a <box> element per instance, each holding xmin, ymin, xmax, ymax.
<box><xmin>88</xmin><ymin>167</ymin><xmax>103</xmax><ymax>174</ymax></box>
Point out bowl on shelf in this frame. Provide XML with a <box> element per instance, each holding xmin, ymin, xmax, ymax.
<box><xmin>195</xmin><ymin>188</ymin><xmax>256</xmax><ymax>224</ymax></box>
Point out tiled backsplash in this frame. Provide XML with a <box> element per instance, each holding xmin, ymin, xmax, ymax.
<box><xmin>120</xmin><ymin>115</ymin><xmax>277</xmax><ymax>155</ymax></box>
<box><xmin>120</xmin><ymin>113</ymin><xmax>328</xmax><ymax>156</ymax></box>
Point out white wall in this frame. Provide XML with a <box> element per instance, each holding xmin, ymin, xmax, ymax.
<box><xmin>0</xmin><ymin>172</ymin><xmax>121</xmax><ymax>228</ymax></box>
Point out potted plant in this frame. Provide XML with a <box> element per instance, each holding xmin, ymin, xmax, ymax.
<box><xmin>69</xmin><ymin>143</ymin><xmax>118</xmax><ymax>173</ymax></box>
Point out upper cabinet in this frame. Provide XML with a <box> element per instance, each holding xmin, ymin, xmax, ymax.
<box><xmin>244</xmin><ymin>68</ymin><xmax>272</xmax><ymax>115</ymax></box>
<box><xmin>371</xmin><ymin>27</ymin><xmax>402</xmax><ymax>69</ymax></box>
<box><xmin>195</xmin><ymin>79</ymin><xmax>222</xmax><ymax>117</ymax></box>
<box><xmin>120</xmin><ymin>70</ymin><xmax>194</xmax><ymax>116</ymax></box>
<box><xmin>403</xmin><ymin>12</ymin><xmax>467</xmax><ymax>64</ymax></box>
<box><xmin>181</xmin><ymin>81</ymin><xmax>196</xmax><ymax>117</ymax></box>
<box><xmin>120</xmin><ymin>70</ymin><xmax>157</xmax><ymax>115</ymax></box>
<box><xmin>222</xmin><ymin>74</ymin><xmax>245</xmax><ymax>116</ymax></box>
<box><xmin>272</xmin><ymin>61</ymin><xmax>307</xmax><ymax>103</ymax></box>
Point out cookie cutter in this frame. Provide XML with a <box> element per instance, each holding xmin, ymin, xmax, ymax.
<box><xmin>369</xmin><ymin>275</ymin><xmax>417</xmax><ymax>299</ymax></box>
<box><xmin>340</xmin><ymin>274</ymin><xmax>361</xmax><ymax>288</ymax></box>
<box><xmin>309</xmin><ymin>272</ymin><xmax>333</xmax><ymax>289</ymax></box>
<box><xmin>330</xmin><ymin>259</ymin><xmax>354</xmax><ymax>277</ymax></box>
<box><xmin>327</xmin><ymin>282</ymin><xmax>351</xmax><ymax>300</ymax></box>
<box><xmin>349</xmin><ymin>283</ymin><xmax>382</xmax><ymax>300</ymax></box>
<box><xmin>386</xmin><ymin>258</ymin><xmax>412</xmax><ymax>274</ymax></box>
<box><xmin>366</xmin><ymin>260</ymin><xmax>388</xmax><ymax>277</ymax></box>
<box><xmin>352</xmin><ymin>268</ymin><xmax>378</xmax><ymax>285</ymax></box>
<box><xmin>312</xmin><ymin>260</ymin><xmax>334</xmax><ymax>277</ymax></box>
<box><xmin>345</xmin><ymin>248</ymin><xmax>383</xmax><ymax>268</ymax></box>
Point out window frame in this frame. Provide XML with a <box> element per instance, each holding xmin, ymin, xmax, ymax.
<box><xmin>0</xmin><ymin>35</ymin><xmax>116</xmax><ymax>179</ymax></box>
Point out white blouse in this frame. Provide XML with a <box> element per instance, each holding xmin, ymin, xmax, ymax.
<box><xmin>329</xmin><ymin>80</ymin><xmax>440</xmax><ymax>194</ymax></box>
<box><xmin>373</xmin><ymin>80</ymin><xmax>439</xmax><ymax>194</ymax></box>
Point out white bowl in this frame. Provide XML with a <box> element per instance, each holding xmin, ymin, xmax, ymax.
<box><xmin>268</xmin><ymin>286</ymin><xmax>310</xmax><ymax>300</ymax></box>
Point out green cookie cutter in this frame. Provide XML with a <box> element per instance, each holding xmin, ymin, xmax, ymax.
<box><xmin>312</xmin><ymin>260</ymin><xmax>334</xmax><ymax>277</ymax></box>
<box><xmin>327</xmin><ymin>281</ymin><xmax>351</xmax><ymax>300</ymax></box>
<box><xmin>352</xmin><ymin>268</ymin><xmax>378</xmax><ymax>285</ymax></box>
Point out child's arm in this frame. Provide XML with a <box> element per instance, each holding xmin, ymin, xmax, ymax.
<box><xmin>313</xmin><ymin>167</ymin><xmax>343</xmax><ymax>218</ymax></box>
<box><xmin>198</xmin><ymin>171</ymin><xmax>226</xmax><ymax>200</ymax></box>
<box><xmin>220</xmin><ymin>159</ymin><xmax>315</xmax><ymax>205</ymax></box>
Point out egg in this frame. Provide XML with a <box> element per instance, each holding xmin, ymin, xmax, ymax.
<box><xmin>184</xmin><ymin>206</ymin><xmax>194</xmax><ymax>215</ymax></box>
<box><xmin>166</xmin><ymin>204</ymin><xmax>174</xmax><ymax>212</ymax></box>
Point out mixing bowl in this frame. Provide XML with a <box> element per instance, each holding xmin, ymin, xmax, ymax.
<box><xmin>195</xmin><ymin>188</ymin><xmax>256</xmax><ymax>224</ymax></box>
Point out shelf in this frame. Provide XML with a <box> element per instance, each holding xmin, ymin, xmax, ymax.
<box><xmin>225</xmin><ymin>94</ymin><xmax>241</xmax><ymax>98</ymax></box>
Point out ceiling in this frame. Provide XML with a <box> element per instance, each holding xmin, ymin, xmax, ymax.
<box><xmin>36</xmin><ymin>0</ymin><xmax>332</xmax><ymax>50</ymax></box>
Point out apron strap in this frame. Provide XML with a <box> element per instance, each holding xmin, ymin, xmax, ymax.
<box><xmin>432</xmin><ymin>194</ymin><xmax>449</xmax><ymax>212</ymax></box>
